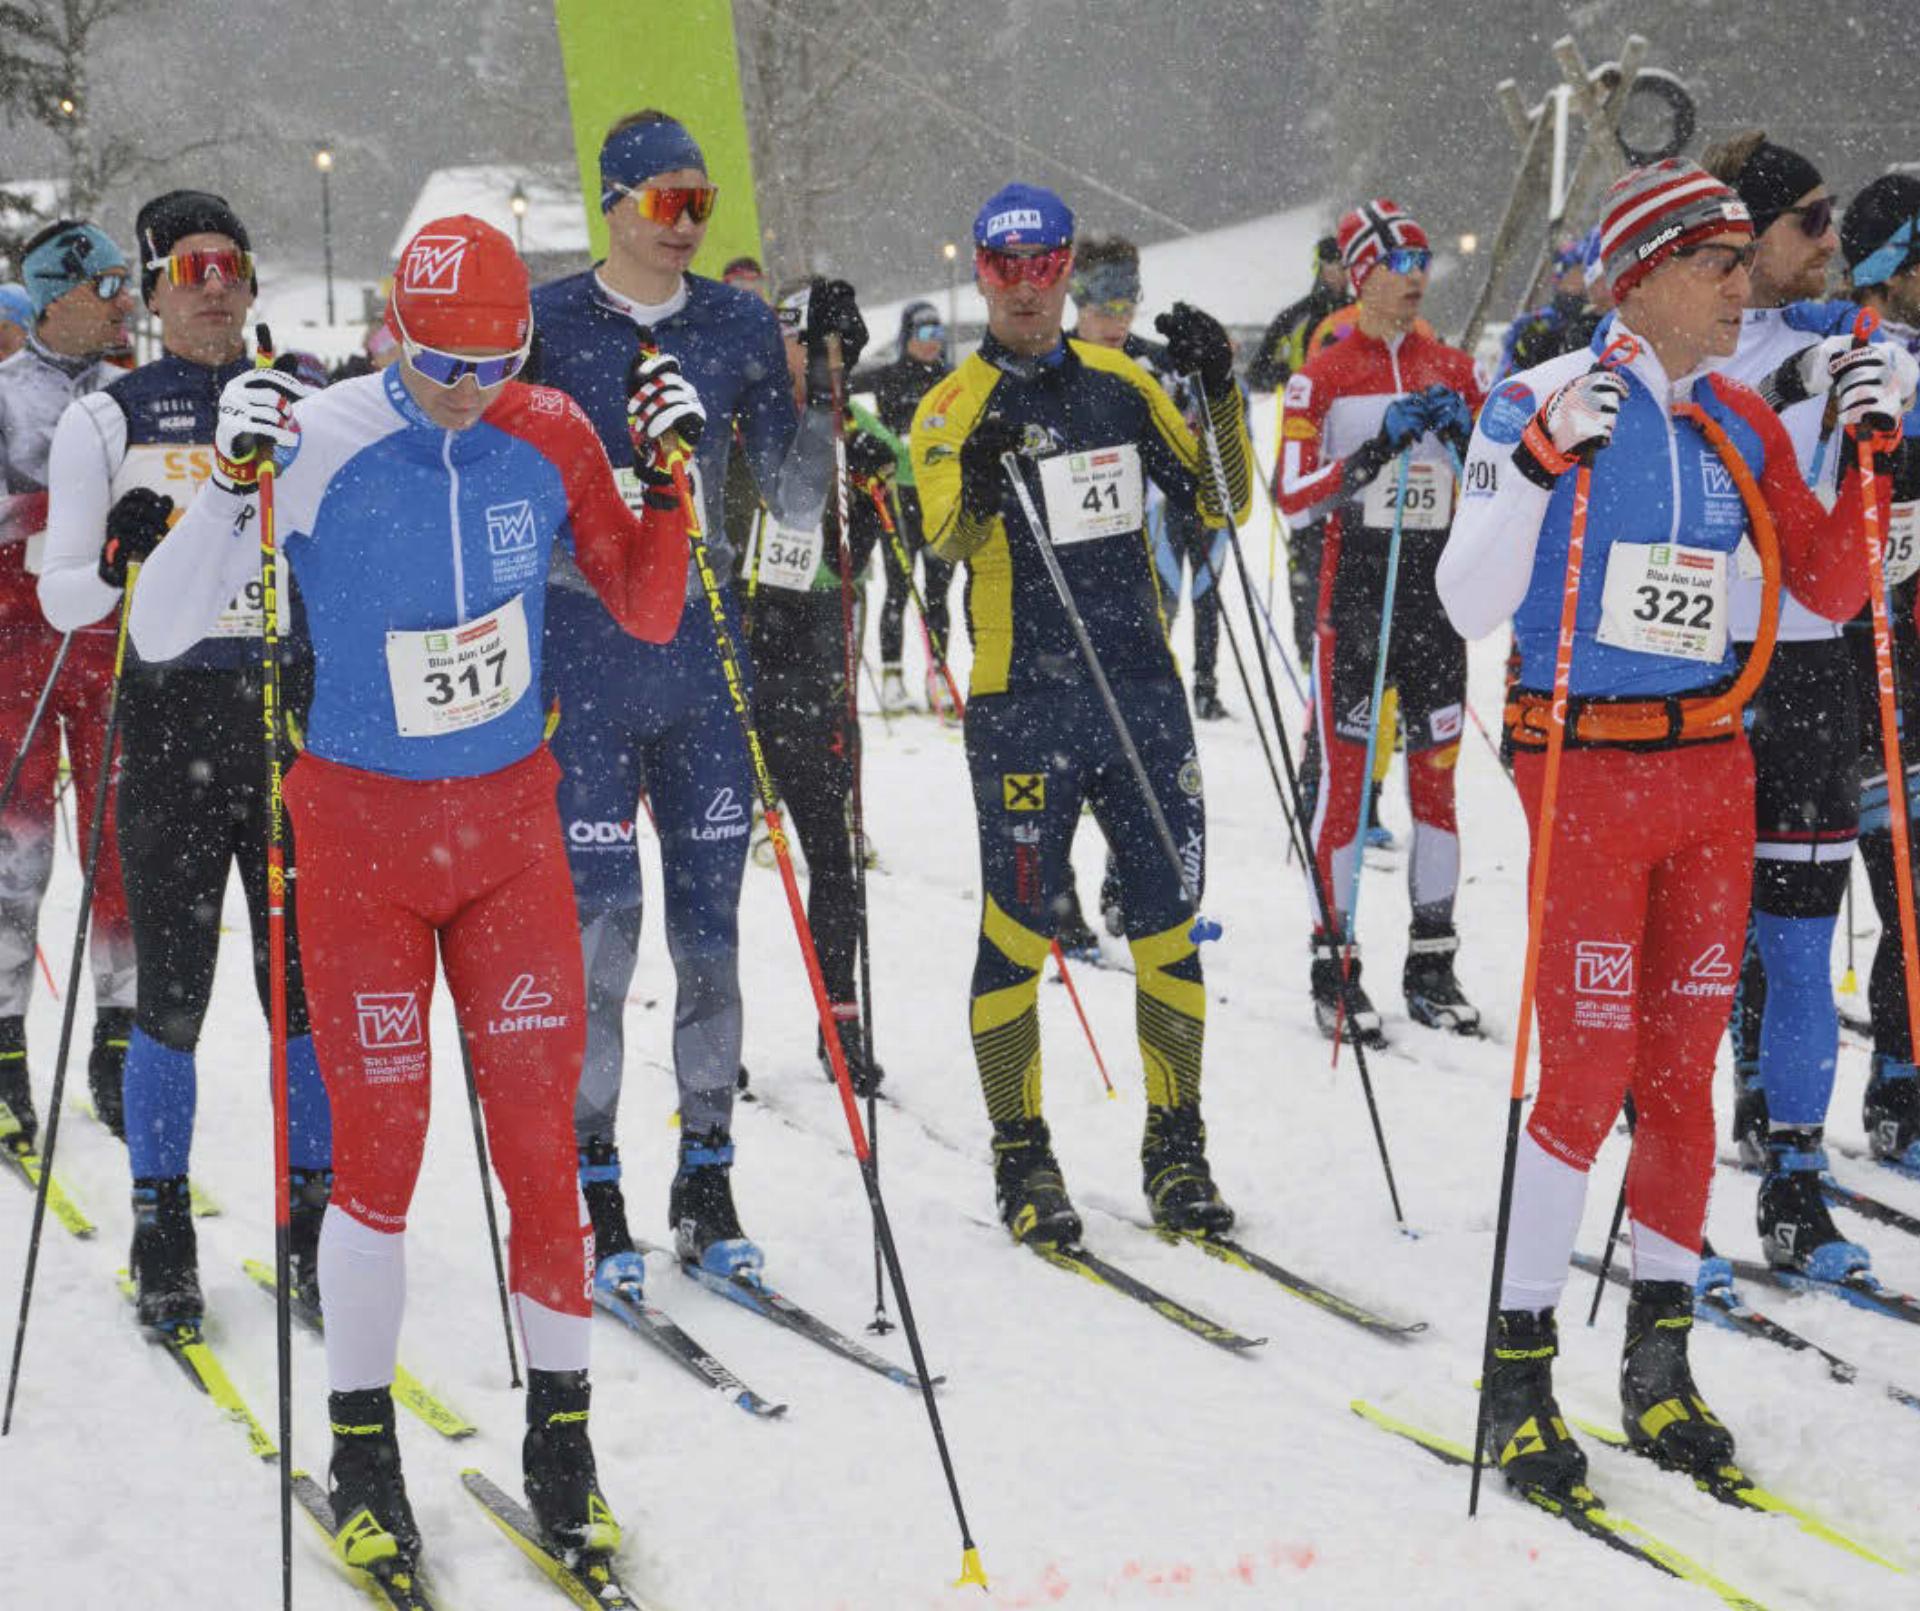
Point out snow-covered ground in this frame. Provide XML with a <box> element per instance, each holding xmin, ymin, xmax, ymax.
<box><xmin>3</xmin><ymin>395</ymin><xmax>1917</xmax><ymax>1608</ymax></box>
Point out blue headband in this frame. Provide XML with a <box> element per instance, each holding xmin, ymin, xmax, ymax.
<box><xmin>22</xmin><ymin>222</ymin><xmax>128</xmax><ymax>314</ymax></box>
<box><xmin>0</xmin><ymin>283</ymin><xmax>32</xmax><ymax>331</ymax></box>
<box><xmin>1853</xmin><ymin>216</ymin><xmax>1920</xmax><ymax>288</ymax></box>
<box><xmin>599</xmin><ymin>119</ymin><xmax>707</xmax><ymax>211</ymax></box>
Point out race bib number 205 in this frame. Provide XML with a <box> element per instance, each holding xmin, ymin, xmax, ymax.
<box><xmin>385</xmin><ymin>593</ymin><xmax>531</xmax><ymax>737</ymax></box>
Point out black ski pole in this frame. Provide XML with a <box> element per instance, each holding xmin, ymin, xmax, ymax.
<box><xmin>459</xmin><ymin>1036</ymin><xmax>522</xmax><ymax>1388</ymax></box>
<box><xmin>1187</xmin><ymin>380</ymin><xmax>1406</xmax><ymax>1226</ymax></box>
<box><xmin>0</xmin><ymin>632</ymin><xmax>73</xmax><ymax>821</ymax></box>
<box><xmin>4</xmin><ymin>582</ymin><xmax>137</xmax><ymax>1434</ymax></box>
<box><xmin>1585</xmin><ymin>1180</ymin><xmax>1629</xmax><ymax>1326</ymax></box>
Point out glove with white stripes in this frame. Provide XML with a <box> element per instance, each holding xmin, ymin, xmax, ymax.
<box><xmin>212</xmin><ymin>369</ymin><xmax>309</xmax><ymax>494</ymax></box>
<box><xmin>626</xmin><ymin>352</ymin><xmax>706</xmax><ymax>486</ymax></box>
<box><xmin>1513</xmin><ymin>370</ymin><xmax>1628</xmax><ymax>486</ymax></box>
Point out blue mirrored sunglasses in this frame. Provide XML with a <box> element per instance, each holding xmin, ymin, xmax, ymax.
<box><xmin>910</xmin><ymin>321</ymin><xmax>945</xmax><ymax>341</ymax></box>
<box><xmin>1379</xmin><ymin>247</ymin><xmax>1432</xmax><ymax>276</ymax></box>
<box><xmin>403</xmin><ymin>339</ymin><xmax>529</xmax><ymax>389</ymax></box>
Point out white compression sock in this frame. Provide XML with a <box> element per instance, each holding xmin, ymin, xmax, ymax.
<box><xmin>1628</xmin><ymin>1218</ymin><xmax>1701</xmax><ymax>1289</ymax></box>
<box><xmin>317</xmin><ymin>1204</ymin><xmax>406</xmax><ymax>1393</ymax></box>
<box><xmin>1498</xmin><ymin>1131</ymin><xmax>1590</xmax><ymax>1312</ymax></box>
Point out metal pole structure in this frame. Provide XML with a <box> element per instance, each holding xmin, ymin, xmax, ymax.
<box><xmin>943</xmin><ymin>243</ymin><xmax>959</xmax><ymax>345</ymax></box>
<box><xmin>510</xmin><ymin>182</ymin><xmax>529</xmax><ymax>255</ymax></box>
<box><xmin>315</xmin><ymin>147</ymin><xmax>336</xmax><ymax>326</ymax></box>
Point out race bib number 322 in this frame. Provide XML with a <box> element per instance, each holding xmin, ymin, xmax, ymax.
<box><xmin>1038</xmin><ymin>444</ymin><xmax>1144</xmax><ymax>545</ymax></box>
<box><xmin>1596</xmin><ymin>541</ymin><xmax>1728</xmax><ymax>663</ymax></box>
<box><xmin>385</xmin><ymin>593</ymin><xmax>532</xmax><ymax>737</ymax></box>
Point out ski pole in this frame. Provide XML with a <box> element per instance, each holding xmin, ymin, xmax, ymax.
<box><xmin>3</xmin><ymin>571</ymin><xmax>138</xmax><ymax>1436</ymax></box>
<box><xmin>658</xmin><ymin>354</ymin><xmax>986</xmax><ymax>1590</ymax></box>
<box><xmin>459</xmin><ymin>1035</ymin><xmax>522</xmax><ymax>1389</ymax></box>
<box><xmin>1585</xmin><ymin>1179</ymin><xmax>1629</xmax><ymax>1327</ymax></box>
<box><xmin>1189</xmin><ymin>380</ymin><xmax>1406</xmax><ymax>1228</ymax></box>
<box><xmin>1842</xmin><ymin>878</ymin><xmax>1858</xmax><ymax>995</ymax></box>
<box><xmin>1470</xmin><ymin>334</ymin><xmax>1637</xmax><ymax>1518</ymax></box>
<box><xmin>1000</xmin><ymin>458</ymin><xmax>1217</xmax><ymax>940</ymax></box>
<box><xmin>0</xmin><ymin>632</ymin><xmax>72</xmax><ymax>822</ymax></box>
<box><xmin>251</xmin><ymin>322</ymin><xmax>296</xmax><ymax>1611</ymax></box>
<box><xmin>825</xmin><ymin>339</ymin><xmax>891</xmax><ymax>1337</ymax></box>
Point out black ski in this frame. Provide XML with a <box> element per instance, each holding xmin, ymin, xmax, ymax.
<box><xmin>1831</xmin><ymin>1136</ymin><xmax>1920</xmax><ymax>1189</ymax></box>
<box><xmin>1027</xmin><ymin>1240</ymin><xmax>1265</xmax><ymax>1354</ymax></box>
<box><xmin>1725</xmin><ymin>1254</ymin><xmax>1920</xmax><ymax>1327</ymax></box>
<box><xmin>1155</xmin><ymin>1227</ymin><xmax>1427</xmax><ymax>1341</ymax></box>
<box><xmin>593</xmin><ymin>1277</ymin><xmax>787</xmax><ymax>1419</ymax></box>
<box><xmin>292</xmin><ymin>1472</ymin><xmax>441</xmax><ymax>1609</ymax></box>
<box><xmin>462</xmin><ymin>1468</ymin><xmax>660</xmax><ymax>1610</ymax></box>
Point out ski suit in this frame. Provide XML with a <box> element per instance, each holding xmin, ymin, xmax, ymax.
<box><xmin>1440</xmin><ymin>322</ymin><xmax>1875</xmax><ymax>1307</ymax></box>
<box><xmin>912</xmin><ymin>333</ymin><xmax>1252</xmax><ymax>1125</ymax></box>
<box><xmin>129</xmin><ymin>366</ymin><xmax>690</xmax><ymax>1389</ymax></box>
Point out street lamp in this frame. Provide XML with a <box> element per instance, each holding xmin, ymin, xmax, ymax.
<box><xmin>942</xmin><ymin>240</ymin><xmax>959</xmax><ymax>343</ymax></box>
<box><xmin>509</xmin><ymin>182</ymin><xmax>528</xmax><ymax>254</ymax></box>
<box><xmin>314</xmin><ymin>146</ymin><xmax>335</xmax><ymax>325</ymax></box>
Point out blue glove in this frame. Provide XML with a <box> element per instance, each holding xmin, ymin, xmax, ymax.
<box><xmin>1419</xmin><ymin>384</ymin><xmax>1473</xmax><ymax>440</ymax></box>
<box><xmin>1380</xmin><ymin>395</ymin><xmax>1427</xmax><ymax>451</ymax></box>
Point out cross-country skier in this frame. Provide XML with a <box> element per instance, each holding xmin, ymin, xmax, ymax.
<box><xmin>523</xmin><ymin>110</ymin><xmax>858</xmax><ymax>1296</ymax></box>
<box><xmin>911</xmin><ymin>181</ymin><xmax>1253</xmax><ymax>1245</ymax></box>
<box><xmin>1440</xmin><ymin>158</ymin><xmax>1897</xmax><ymax>1499</ymax></box>
<box><xmin>1277</xmin><ymin>198</ymin><xmax>1485</xmax><ymax>1042</ymax></box>
<box><xmin>129</xmin><ymin>213</ymin><xmax>696</xmax><ymax>1572</ymax></box>
<box><xmin>0</xmin><ymin>219</ymin><xmax>139</xmax><ymax>1151</ymax></box>
<box><xmin>0</xmin><ymin>284</ymin><xmax>31</xmax><ymax>361</ymax></box>
<box><xmin>1245</xmin><ymin>234</ymin><xmax>1350</xmax><ymax>393</ymax></box>
<box><xmin>37</xmin><ymin>190</ymin><xmax>333</xmax><ymax>1324</ymax></box>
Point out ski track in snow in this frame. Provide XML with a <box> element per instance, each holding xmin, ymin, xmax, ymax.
<box><xmin>4</xmin><ymin>399</ymin><xmax>1918</xmax><ymax>1608</ymax></box>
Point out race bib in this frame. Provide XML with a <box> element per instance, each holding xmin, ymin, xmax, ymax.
<box><xmin>385</xmin><ymin>593</ymin><xmax>531</xmax><ymax>737</ymax></box>
<box><xmin>1361</xmin><ymin>458</ymin><xmax>1452</xmax><ymax>530</ymax></box>
<box><xmin>615</xmin><ymin>461</ymin><xmax>707</xmax><ymax>532</ymax></box>
<box><xmin>112</xmin><ymin>441</ymin><xmax>285</xmax><ymax>635</ymax></box>
<box><xmin>1037</xmin><ymin>444</ymin><xmax>1144</xmax><ymax>545</ymax></box>
<box><xmin>754</xmin><ymin>514</ymin><xmax>824</xmax><ymax>592</ymax></box>
<box><xmin>205</xmin><ymin>556</ymin><xmax>289</xmax><ymax>638</ymax></box>
<box><xmin>1596</xmin><ymin>541</ymin><xmax>1728</xmax><ymax>663</ymax></box>
<box><xmin>1886</xmin><ymin>502</ymin><xmax>1920</xmax><ymax>587</ymax></box>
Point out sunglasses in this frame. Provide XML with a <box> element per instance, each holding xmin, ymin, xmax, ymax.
<box><xmin>147</xmin><ymin>247</ymin><xmax>254</xmax><ymax>288</ymax></box>
<box><xmin>624</xmin><ymin>184</ymin><xmax>718</xmax><ymax>227</ymax></box>
<box><xmin>87</xmin><ymin>272</ymin><xmax>131</xmax><ymax>300</ymax></box>
<box><xmin>402</xmin><ymin>337</ymin><xmax>530</xmax><ymax>389</ymax></box>
<box><xmin>910</xmin><ymin>321</ymin><xmax>945</xmax><ymax>341</ymax></box>
<box><xmin>1779</xmin><ymin>197</ymin><xmax>1836</xmax><ymax>239</ymax></box>
<box><xmin>1673</xmin><ymin>242</ymin><xmax>1758</xmax><ymax>278</ymax></box>
<box><xmin>975</xmin><ymin>245</ymin><xmax>1072</xmax><ymax>291</ymax></box>
<box><xmin>1377</xmin><ymin>246</ymin><xmax>1432</xmax><ymax>277</ymax></box>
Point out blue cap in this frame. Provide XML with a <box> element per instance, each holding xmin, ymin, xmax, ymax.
<box><xmin>21</xmin><ymin>221</ymin><xmax>128</xmax><ymax>314</ymax></box>
<box><xmin>973</xmin><ymin>183</ymin><xmax>1074</xmax><ymax>252</ymax></box>
<box><xmin>0</xmin><ymin>283</ymin><xmax>32</xmax><ymax>331</ymax></box>
<box><xmin>1580</xmin><ymin>223</ymin><xmax>1605</xmax><ymax>280</ymax></box>
<box><xmin>599</xmin><ymin>117</ymin><xmax>707</xmax><ymax>212</ymax></box>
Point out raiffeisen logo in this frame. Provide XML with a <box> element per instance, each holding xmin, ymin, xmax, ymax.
<box><xmin>489</xmin><ymin>972</ymin><xmax>570</xmax><ymax>1035</ymax></box>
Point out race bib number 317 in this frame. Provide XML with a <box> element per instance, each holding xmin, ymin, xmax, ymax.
<box><xmin>385</xmin><ymin>593</ymin><xmax>532</xmax><ymax>737</ymax></box>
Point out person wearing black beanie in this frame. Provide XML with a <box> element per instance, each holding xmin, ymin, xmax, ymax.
<box><xmin>134</xmin><ymin>189</ymin><xmax>255</xmax><ymax>305</ymax></box>
<box><xmin>1844</xmin><ymin>173</ymin><xmax>1920</xmax><ymax>331</ymax></box>
<box><xmin>1704</xmin><ymin>130</ymin><xmax>1836</xmax><ymax>306</ymax></box>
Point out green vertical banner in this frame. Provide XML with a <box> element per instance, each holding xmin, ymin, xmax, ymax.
<box><xmin>551</xmin><ymin>0</ymin><xmax>763</xmax><ymax>274</ymax></box>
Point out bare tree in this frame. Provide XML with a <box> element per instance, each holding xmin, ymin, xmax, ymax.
<box><xmin>0</xmin><ymin>0</ymin><xmax>150</xmax><ymax>214</ymax></box>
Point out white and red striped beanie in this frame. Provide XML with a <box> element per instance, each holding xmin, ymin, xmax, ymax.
<box><xmin>1336</xmin><ymin>198</ymin><xmax>1429</xmax><ymax>289</ymax></box>
<box><xmin>1600</xmin><ymin>159</ymin><xmax>1752</xmax><ymax>300</ymax></box>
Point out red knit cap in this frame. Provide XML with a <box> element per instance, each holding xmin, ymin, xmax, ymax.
<box><xmin>390</xmin><ymin>214</ymin><xmax>531</xmax><ymax>351</ymax></box>
<box><xmin>1600</xmin><ymin>160</ymin><xmax>1753</xmax><ymax>300</ymax></box>
<box><xmin>1336</xmin><ymin>198</ymin><xmax>1429</xmax><ymax>289</ymax></box>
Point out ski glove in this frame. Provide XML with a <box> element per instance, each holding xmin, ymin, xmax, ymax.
<box><xmin>1514</xmin><ymin>370</ymin><xmax>1627</xmax><ymax>487</ymax></box>
<box><xmin>801</xmin><ymin>279</ymin><xmax>869</xmax><ymax>395</ymax></box>
<box><xmin>628</xmin><ymin>352</ymin><xmax>705</xmax><ymax>452</ymax></box>
<box><xmin>1419</xmin><ymin>384</ymin><xmax>1475</xmax><ymax>444</ymax></box>
<box><xmin>1340</xmin><ymin>394</ymin><xmax>1427</xmax><ymax>498</ymax></box>
<box><xmin>846</xmin><ymin>428</ymin><xmax>895</xmax><ymax>484</ymax></box>
<box><xmin>1768</xmin><ymin>334</ymin><xmax>1920</xmax><ymax>417</ymax></box>
<box><xmin>958</xmin><ymin>414</ymin><xmax>1026</xmax><ymax>524</ymax></box>
<box><xmin>1380</xmin><ymin>395</ymin><xmax>1429</xmax><ymax>451</ymax></box>
<box><xmin>99</xmin><ymin>487</ymin><xmax>173</xmax><ymax>586</ymax></box>
<box><xmin>1155</xmin><ymin>302</ymin><xmax>1236</xmax><ymax>394</ymax></box>
<box><xmin>212</xmin><ymin>368</ymin><xmax>309</xmax><ymax>494</ymax></box>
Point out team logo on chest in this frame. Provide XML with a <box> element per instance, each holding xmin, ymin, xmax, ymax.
<box><xmin>485</xmin><ymin>498</ymin><xmax>539</xmax><ymax>584</ymax></box>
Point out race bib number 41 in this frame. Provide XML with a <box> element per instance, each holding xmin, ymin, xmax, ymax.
<box><xmin>1596</xmin><ymin>541</ymin><xmax>1728</xmax><ymax>663</ymax></box>
<box><xmin>1038</xmin><ymin>444</ymin><xmax>1144</xmax><ymax>545</ymax></box>
<box><xmin>1360</xmin><ymin>458</ymin><xmax>1452</xmax><ymax>530</ymax></box>
<box><xmin>385</xmin><ymin>593</ymin><xmax>531</xmax><ymax>737</ymax></box>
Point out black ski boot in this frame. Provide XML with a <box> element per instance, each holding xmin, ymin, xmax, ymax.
<box><xmin>1731</xmin><ymin>1060</ymin><xmax>1768</xmax><ymax>1171</ymax></box>
<box><xmin>288</xmin><ymin>1166</ymin><xmax>332</xmax><ymax>1314</ymax></box>
<box><xmin>1099</xmin><ymin>854</ymin><xmax>1125</xmax><ymax>938</ymax></box>
<box><xmin>87</xmin><ymin>1006</ymin><xmax>134</xmax><ymax>1140</ymax></box>
<box><xmin>1864</xmin><ymin>1054</ymin><xmax>1920</xmax><ymax>1169</ymax></box>
<box><xmin>1052</xmin><ymin>892</ymin><xmax>1102</xmax><ymax>962</ymax></box>
<box><xmin>524</xmin><ymin>1369</ymin><xmax>620</xmax><ymax>1561</ymax></box>
<box><xmin>1192</xmin><ymin>684</ymin><xmax>1228</xmax><ymax>722</ymax></box>
<box><xmin>581</xmin><ymin>1138</ymin><xmax>647</xmax><ymax>1296</ymax></box>
<box><xmin>991</xmin><ymin>1116</ymin><xmax>1082</xmax><ymax>1246</ymax></box>
<box><xmin>669</xmin><ymin>1128</ymin><xmax>763</xmax><ymax>1277</ymax></box>
<box><xmin>1311</xmin><ymin>934</ymin><xmax>1384</xmax><ymax>1047</ymax></box>
<box><xmin>1620</xmin><ymin>1280</ymin><xmax>1737</xmax><ymax>1479</ymax></box>
<box><xmin>818</xmin><ymin>1005</ymin><xmax>885</xmax><ymax>1097</ymax></box>
<box><xmin>1756</xmin><ymin>1129</ymin><xmax>1869</xmax><ymax>1280</ymax></box>
<box><xmin>1402</xmin><ymin>930</ymin><xmax>1480</xmax><ymax>1034</ymax></box>
<box><xmin>328</xmin><ymin>1386</ymin><xmax>422</xmax><ymax>1571</ymax></box>
<box><xmin>130</xmin><ymin>1176</ymin><xmax>202</xmax><ymax>1330</ymax></box>
<box><xmin>1141</xmin><ymin>1103</ymin><xmax>1234</xmax><ymax>1234</ymax></box>
<box><xmin>1483</xmin><ymin>1308</ymin><xmax>1590</xmax><ymax>1500</ymax></box>
<box><xmin>0</xmin><ymin>1015</ymin><xmax>35</xmax><ymax>1150</ymax></box>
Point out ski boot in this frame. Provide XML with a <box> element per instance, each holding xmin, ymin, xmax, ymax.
<box><xmin>669</xmin><ymin>1128</ymin><xmax>764</xmax><ymax>1278</ymax></box>
<box><xmin>818</xmin><ymin>1004</ymin><xmax>885</xmax><ymax>1098</ymax></box>
<box><xmin>1099</xmin><ymin>854</ymin><xmax>1126</xmax><ymax>939</ymax></box>
<box><xmin>1864</xmin><ymin>1054</ymin><xmax>1920</xmax><ymax>1169</ymax></box>
<box><xmin>1141</xmin><ymin>1103</ymin><xmax>1234</xmax><ymax>1235</ymax></box>
<box><xmin>288</xmin><ymin>1166</ymin><xmax>332</xmax><ymax>1314</ymax></box>
<box><xmin>524</xmin><ymin>1369</ymin><xmax>620</xmax><ymax>1562</ymax></box>
<box><xmin>0</xmin><ymin>1015</ymin><xmax>36</xmax><ymax>1150</ymax></box>
<box><xmin>1052</xmin><ymin>894</ymin><xmax>1102</xmax><ymax>964</ymax></box>
<box><xmin>1364</xmin><ymin>780</ymin><xmax>1395</xmax><ymax>852</ymax></box>
<box><xmin>1620</xmin><ymin>1279</ymin><xmax>1737</xmax><ymax>1479</ymax></box>
<box><xmin>580</xmin><ymin>1138</ymin><xmax>647</xmax><ymax>1298</ymax></box>
<box><xmin>328</xmin><ymin>1386</ymin><xmax>423</xmax><ymax>1571</ymax></box>
<box><xmin>1311</xmin><ymin>934</ymin><xmax>1384</xmax><ymax>1047</ymax></box>
<box><xmin>991</xmin><ymin>1116</ymin><xmax>1082</xmax><ymax>1246</ymax></box>
<box><xmin>87</xmin><ymin>1006</ymin><xmax>133</xmax><ymax>1140</ymax></box>
<box><xmin>1192</xmin><ymin>684</ymin><xmax>1228</xmax><ymax>722</ymax></box>
<box><xmin>1483</xmin><ymin>1308</ymin><xmax>1590</xmax><ymax>1499</ymax></box>
<box><xmin>130</xmin><ymin>1176</ymin><xmax>203</xmax><ymax>1330</ymax></box>
<box><xmin>1756</xmin><ymin>1129</ymin><xmax>1870</xmax><ymax>1279</ymax></box>
<box><xmin>927</xmin><ymin>666</ymin><xmax>960</xmax><ymax>724</ymax></box>
<box><xmin>1730</xmin><ymin>1060</ymin><xmax>1768</xmax><ymax>1171</ymax></box>
<box><xmin>879</xmin><ymin>664</ymin><xmax>911</xmax><ymax>714</ymax></box>
<box><xmin>1403</xmin><ymin>931</ymin><xmax>1481</xmax><ymax>1035</ymax></box>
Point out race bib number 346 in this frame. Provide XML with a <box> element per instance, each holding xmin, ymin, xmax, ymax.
<box><xmin>1596</xmin><ymin>541</ymin><xmax>1728</xmax><ymax>663</ymax></box>
<box><xmin>1038</xmin><ymin>444</ymin><xmax>1144</xmax><ymax>545</ymax></box>
<box><xmin>385</xmin><ymin>593</ymin><xmax>531</xmax><ymax>737</ymax></box>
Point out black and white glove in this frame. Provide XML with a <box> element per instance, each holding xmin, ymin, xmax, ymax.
<box><xmin>213</xmin><ymin>369</ymin><xmax>309</xmax><ymax>494</ymax></box>
<box><xmin>1768</xmin><ymin>334</ymin><xmax>1920</xmax><ymax>418</ymax></box>
<box><xmin>958</xmin><ymin>414</ymin><xmax>1026</xmax><ymax>524</ymax></box>
<box><xmin>98</xmin><ymin>487</ymin><xmax>173</xmax><ymax>586</ymax></box>
<box><xmin>1513</xmin><ymin>370</ymin><xmax>1628</xmax><ymax>486</ymax></box>
<box><xmin>1155</xmin><ymin>301</ymin><xmax>1236</xmax><ymax>394</ymax></box>
<box><xmin>627</xmin><ymin>352</ymin><xmax>705</xmax><ymax>455</ymax></box>
<box><xmin>846</xmin><ymin>429</ymin><xmax>895</xmax><ymax>484</ymax></box>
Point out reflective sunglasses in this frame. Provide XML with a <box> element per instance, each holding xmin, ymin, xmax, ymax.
<box><xmin>147</xmin><ymin>246</ymin><xmax>254</xmax><ymax>288</ymax></box>
<box><xmin>910</xmin><ymin>320</ymin><xmax>946</xmax><ymax>342</ymax></box>
<box><xmin>1779</xmin><ymin>196</ymin><xmax>1836</xmax><ymax>239</ymax></box>
<box><xmin>1078</xmin><ymin>298</ymin><xmax>1136</xmax><ymax>319</ymax></box>
<box><xmin>1377</xmin><ymin>246</ymin><xmax>1432</xmax><ymax>276</ymax></box>
<box><xmin>975</xmin><ymin>245</ymin><xmax>1072</xmax><ymax>291</ymax></box>
<box><xmin>402</xmin><ymin>337</ymin><xmax>530</xmax><ymax>389</ymax></box>
<box><xmin>624</xmin><ymin>184</ymin><xmax>718</xmax><ymax>227</ymax></box>
<box><xmin>1673</xmin><ymin>241</ymin><xmax>1758</xmax><ymax>278</ymax></box>
<box><xmin>87</xmin><ymin>272</ymin><xmax>131</xmax><ymax>300</ymax></box>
